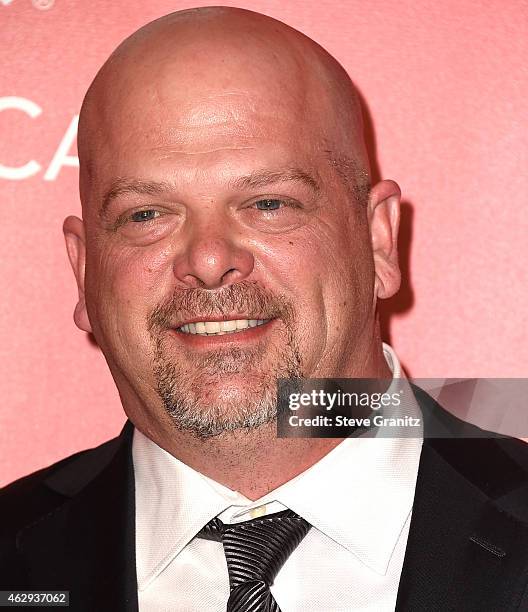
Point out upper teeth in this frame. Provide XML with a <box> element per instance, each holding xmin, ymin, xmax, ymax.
<box><xmin>178</xmin><ymin>319</ymin><xmax>269</xmax><ymax>335</ymax></box>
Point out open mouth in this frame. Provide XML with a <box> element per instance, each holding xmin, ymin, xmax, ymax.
<box><xmin>177</xmin><ymin>318</ymin><xmax>271</xmax><ymax>337</ymax></box>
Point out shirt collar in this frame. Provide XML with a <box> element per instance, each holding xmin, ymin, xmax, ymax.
<box><xmin>133</xmin><ymin>430</ymin><xmax>244</xmax><ymax>590</ymax></box>
<box><xmin>266</xmin><ymin>402</ymin><xmax>423</xmax><ymax>575</ymax></box>
<box><xmin>133</xmin><ymin>343</ymin><xmax>423</xmax><ymax>588</ymax></box>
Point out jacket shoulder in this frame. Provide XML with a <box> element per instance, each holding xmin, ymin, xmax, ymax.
<box><xmin>0</xmin><ymin>431</ymin><xmax>125</xmax><ymax>539</ymax></box>
<box><xmin>413</xmin><ymin>384</ymin><xmax>528</xmax><ymax>512</ymax></box>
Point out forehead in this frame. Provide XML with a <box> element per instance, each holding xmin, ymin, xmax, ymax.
<box><xmin>89</xmin><ymin>101</ymin><xmax>332</xmax><ymax>208</ymax></box>
<box><xmin>82</xmin><ymin>44</ymin><xmax>343</xmax><ymax>185</ymax></box>
<box><xmin>109</xmin><ymin>89</ymin><xmax>311</xmax><ymax>152</ymax></box>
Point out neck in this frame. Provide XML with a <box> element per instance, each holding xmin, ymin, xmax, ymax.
<box><xmin>164</xmin><ymin>425</ymin><xmax>345</xmax><ymax>500</ymax></box>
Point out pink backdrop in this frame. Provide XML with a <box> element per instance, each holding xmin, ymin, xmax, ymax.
<box><xmin>1</xmin><ymin>0</ymin><xmax>527</xmax><ymax>486</ymax></box>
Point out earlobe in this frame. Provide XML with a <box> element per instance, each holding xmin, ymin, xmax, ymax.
<box><xmin>368</xmin><ymin>180</ymin><xmax>401</xmax><ymax>300</ymax></box>
<box><xmin>63</xmin><ymin>215</ymin><xmax>92</xmax><ymax>333</ymax></box>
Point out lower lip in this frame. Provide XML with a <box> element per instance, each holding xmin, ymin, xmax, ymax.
<box><xmin>168</xmin><ymin>320</ymin><xmax>276</xmax><ymax>346</ymax></box>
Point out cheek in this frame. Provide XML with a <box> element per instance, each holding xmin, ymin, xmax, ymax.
<box><xmin>254</xmin><ymin>234</ymin><xmax>331</xmax><ymax>359</ymax></box>
<box><xmin>321</xmin><ymin>227</ymin><xmax>375</xmax><ymax>338</ymax></box>
<box><xmin>85</xmin><ymin>241</ymin><xmax>174</xmax><ymax>342</ymax></box>
<box><xmin>292</xmin><ymin>219</ymin><xmax>375</xmax><ymax>337</ymax></box>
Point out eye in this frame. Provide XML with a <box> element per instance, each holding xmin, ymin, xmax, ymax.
<box><xmin>254</xmin><ymin>199</ymin><xmax>283</xmax><ymax>211</ymax></box>
<box><xmin>129</xmin><ymin>209</ymin><xmax>160</xmax><ymax>223</ymax></box>
<box><xmin>239</xmin><ymin>196</ymin><xmax>309</xmax><ymax>234</ymax></box>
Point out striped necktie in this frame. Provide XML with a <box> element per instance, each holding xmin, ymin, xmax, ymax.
<box><xmin>197</xmin><ymin>509</ymin><xmax>311</xmax><ymax>611</ymax></box>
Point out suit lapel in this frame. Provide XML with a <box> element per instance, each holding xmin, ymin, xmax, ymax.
<box><xmin>17</xmin><ymin>422</ymin><xmax>138</xmax><ymax>612</ymax></box>
<box><xmin>396</xmin><ymin>389</ymin><xmax>528</xmax><ymax>611</ymax></box>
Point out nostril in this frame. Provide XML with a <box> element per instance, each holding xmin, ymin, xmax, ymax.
<box><xmin>221</xmin><ymin>268</ymin><xmax>238</xmax><ymax>284</ymax></box>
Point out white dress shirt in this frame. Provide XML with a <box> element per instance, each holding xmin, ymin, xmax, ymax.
<box><xmin>133</xmin><ymin>344</ymin><xmax>424</xmax><ymax>611</ymax></box>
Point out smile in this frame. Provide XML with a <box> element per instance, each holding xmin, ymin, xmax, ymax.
<box><xmin>177</xmin><ymin>319</ymin><xmax>270</xmax><ymax>336</ymax></box>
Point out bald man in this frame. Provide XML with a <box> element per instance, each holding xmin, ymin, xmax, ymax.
<box><xmin>2</xmin><ymin>7</ymin><xmax>528</xmax><ymax>612</ymax></box>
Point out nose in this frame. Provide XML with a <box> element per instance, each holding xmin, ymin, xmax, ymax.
<box><xmin>173</xmin><ymin>223</ymin><xmax>254</xmax><ymax>289</ymax></box>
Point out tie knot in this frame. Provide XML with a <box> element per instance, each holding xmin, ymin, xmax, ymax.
<box><xmin>197</xmin><ymin>509</ymin><xmax>311</xmax><ymax>610</ymax></box>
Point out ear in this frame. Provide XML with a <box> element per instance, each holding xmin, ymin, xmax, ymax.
<box><xmin>368</xmin><ymin>179</ymin><xmax>401</xmax><ymax>299</ymax></box>
<box><xmin>63</xmin><ymin>215</ymin><xmax>92</xmax><ymax>333</ymax></box>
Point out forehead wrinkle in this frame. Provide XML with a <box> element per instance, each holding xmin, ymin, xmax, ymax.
<box><xmin>148</xmin><ymin>146</ymin><xmax>257</xmax><ymax>158</ymax></box>
<box><xmin>161</xmin><ymin>90</ymin><xmax>261</xmax><ymax>128</ymax></box>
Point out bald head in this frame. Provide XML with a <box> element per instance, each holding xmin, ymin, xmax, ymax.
<box><xmin>78</xmin><ymin>6</ymin><xmax>370</xmax><ymax>212</ymax></box>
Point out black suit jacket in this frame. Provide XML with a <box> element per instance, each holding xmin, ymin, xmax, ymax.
<box><xmin>2</xmin><ymin>387</ymin><xmax>528</xmax><ymax>611</ymax></box>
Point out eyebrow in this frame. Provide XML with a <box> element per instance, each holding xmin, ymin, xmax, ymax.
<box><xmin>99</xmin><ymin>168</ymin><xmax>320</xmax><ymax>221</ymax></box>
<box><xmin>230</xmin><ymin>168</ymin><xmax>320</xmax><ymax>193</ymax></box>
<box><xmin>99</xmin><ymin>178</ymin><xmax>171</xmax><ymax>221</ymax></box>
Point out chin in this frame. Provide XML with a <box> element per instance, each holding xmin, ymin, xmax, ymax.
<box><xmin>157</xmin><ymin>370</ymin><xmax>279</xmax><ymax>438</ymax></box>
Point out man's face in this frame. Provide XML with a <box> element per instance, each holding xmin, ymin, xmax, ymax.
<box><xmin>71</xmin><ymin>47</ymin><xmax>380</xmax><ymax>438</ymax></box>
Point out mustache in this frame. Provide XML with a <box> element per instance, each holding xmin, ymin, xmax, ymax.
<box><xmin>147</xmin><ymin>281</ymin><xmax>294</xmax><ymax>330</ymax></box>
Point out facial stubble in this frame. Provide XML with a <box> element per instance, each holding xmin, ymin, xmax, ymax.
<box><xmin>147</xmin><ymin>282</ymin><xmax>303</xmax><ymax>439</ymax></box>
